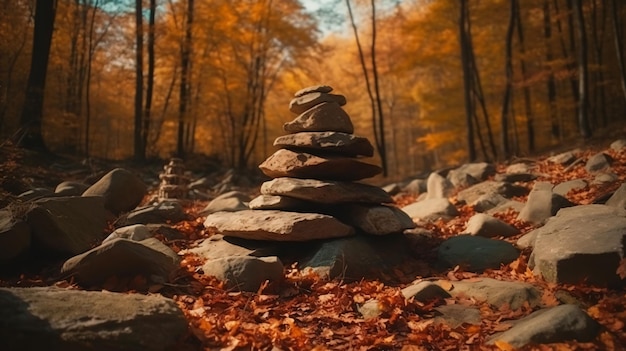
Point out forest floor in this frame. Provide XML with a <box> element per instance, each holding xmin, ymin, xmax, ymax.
<box><xmin>1</xmin><ymin>126</ymin><xmax>626</xmax><ymax>350</ymax></box>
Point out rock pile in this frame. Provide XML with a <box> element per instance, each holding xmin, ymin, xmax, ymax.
<box><xmin>158</xmin><ymin>158</ymin><xmax>189</xmax><ymax>201</ymax></box>
<box><xmin>203</xmin><ymin>85</ymin><xmax>415</xmax><ymax>242</ymax></box>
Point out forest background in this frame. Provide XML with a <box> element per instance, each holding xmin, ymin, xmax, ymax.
<box><xmin>2</xmin><ymin>0</ymin><xmax>626</xmax><ymax>182</ymax></box>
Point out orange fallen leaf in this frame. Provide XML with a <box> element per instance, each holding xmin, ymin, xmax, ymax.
<box><xmin>494</xmin><ymin>340</ymin><xmax>516</xmax><ymax>350</ymax></box>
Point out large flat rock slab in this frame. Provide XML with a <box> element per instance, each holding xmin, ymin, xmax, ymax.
<box><xmin>259</xmin><ymin>149</ymin><xmax>382</xmax><ymax>181</ymax></box>
<box><xmin>0</xmin><ymin>287</ymin><xmax>187</xmax><ymax>351</ymax></box>
<box><xmin>273</xmin><ymin>131</ymin><xmax>374</xmax><ymax>157</ymax></box>
<box><xmin>203</xmin><ymin>210</ymin><xmax>355</xmax><ymax>241</ymax></box>
<box><xmin>260</xmin><ymin>177</ymin><xmax>392</xmax><ymax>204</ymax></box>
<box><xmin>528</xmin><ymin>204</ymin><xmax>626</xmax><ymax>286</ymax></box>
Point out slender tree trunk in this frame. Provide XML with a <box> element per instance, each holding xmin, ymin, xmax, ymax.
<box><xmin>143</xmin><ymin>0</ymin><xmax>156</xmax><ymax>157</ymax></box>
<box><xmin>590</xmin><ymin>0</ymin><xmax>607</xmax><ymax>127</ymax></box>
<box><xmin>543</xmin><ymin>0</ymin><xmax>560</xmax><ymax>140</ymax></box>
<box><xmin>554</xmin><ymin>0</ymin><xmax>580</xmax><ymax>120</ymax></box>
<box><xmin>16</xmin><ymin>0</ymin><xmax>57</xmax><ymax>150</ymax></box>
<box><xmin>133</xmin><ymin>0</ymin><xmax>144</xmax><ymax>160</ymax></box>
<box><xmin>177</xmin><ymin>0</ymin><xmax>193</xmax><ymax>158</ymax></box>
<box><xmin>611</xmin><ymin>0</ymin><xmax>626</xmax><ymax>105</ymax></box>
<box><xmin>573</xmin><ymin>0</ymin><xmax>592</xmax><ymax>138</ymax></box>
<box><xmin>515</xmin><ymin>0</ymin><xmax>534</xmax><ymax>153</ymax></box>
<box><xmin>459</xmin><ymin>0</ymin><xmax>476</xmax><ymax>162</ymax></box>
<box><xmin>84</xmin><ymin>0</ymin><xmax>99</xmax><ymax>157</ymax></box>
<box><xmin>500</xmin><ymin>0</ymin><xmax>516</xmax><ymax>160</ymax></box>
<box><xmin>369</xmin><ymin>0</ymin><xmax>387</xmax><ymax>176</ymax></box>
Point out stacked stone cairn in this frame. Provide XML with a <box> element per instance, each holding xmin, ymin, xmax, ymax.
<box><xmin>203</xmin><ymin>85</ymin><xmax>415</xmax><ymax>241</ymax></box>
<box><xmin>158</xmin><ymin>158</ymin><xmax>189</xmax><ymax>201</ymax></box>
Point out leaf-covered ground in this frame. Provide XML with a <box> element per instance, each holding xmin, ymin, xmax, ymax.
<box><xmin>1</xmin><ymin>142</ymin><xmax>625</xmax><ymax>350</ymax></box>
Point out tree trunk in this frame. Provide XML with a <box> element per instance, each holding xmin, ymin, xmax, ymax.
<box><xmin>611</xmin><ymin>0</ymin><xmax>626</xmax><ymax>105</ymax></box>
<box><xmin>543</xmin><ymin>0</ymin><xmax>560</xmax><ymax>140</ymax></box>
<box><xmin>143</xmin><ymin>0</ymin><xmax>156</xmax><ymax>157</ymax></box>
<box><xmin>459</xmin><ymin>0</ymin><xmax>476</xmax><ymax>162</ymax></box>
<box><xmin>133</xmin><ymin>0</ymin><xmax>144</xmax><ymax>160</ymax></box>
<box><xmin>500</xmin><ymin>0</ymin><xmax>516</xmax><ymax>160</ymax></box>
<box><xmin>590</xmin><ymin>0</ymin><xmax>607</xmax><ymax>127</ymax></box>
<box><xmin>573</xmin><ymin>0</ymin><xmax>592</xmax><ymax>138</ymax></box>
<box><xmin>369</xmin><ymin>0</ymin><xmax>388</xmax><ymax>176</ymax></box>
<box><xmin>84</xmin><ymin>0</ymin><xmax>100</xmax><ymax>157</ymax></box>
<box><xmin>515</xmin><ymin>0</ymin><xmax>534</xmax><ymax>153</ymax></box>
<box><xmin>177</xmin><ymin>0</ymin><xmax>194</xmax><ymax>158</ymax></box>
<box><xmin>16</xmin><ymin>0</ymin><xmax>57</xmax><ymax>151</ymax></box>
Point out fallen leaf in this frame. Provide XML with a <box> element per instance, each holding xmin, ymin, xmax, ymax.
<box><xmin>494</xmin><ymin>340</ymin><xmax>516</xmax><ymax>351</ymax></box>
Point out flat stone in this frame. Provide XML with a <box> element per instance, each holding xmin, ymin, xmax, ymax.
<box><xmin>61</xmin><ymin>238</ymin><xmax>180</xmax><ymax>286</ymax></box>
<box><xmin>585</xmin><ymin>152</ymin><xmax>612</xmax><ymax>173</ymax></box>
<box><xmin>82</xmin><ymin>168</ymin><xmax>147</xmax><ymax>215</ymax></box>
<box><xmin>294</xmin><ymin>85</ymin><xmax>333</xmax><ymax>97</ymax></box>
<box><xmin>456</xmin><ymin>181</ymin><xmax>527</xmax><ymax>205</ymax></box>
<box><xmin>528</xmin><ymin>204</ymin><xmax>626</xmax><ymax>286</ymax></box>
<box><xmin>103</xmin><ymin>224</ymin><xmax>152</xmax><ymax>244</ymax></box>
<box><xmin>553</xmin><ymin>179</ymin><xmax>588</xmax><ymax>196</ymax></box>
<box><xmin>203</xmin><ymin>210</ymin><xmax>355</xmax><ymax>241</ymax></box>
<box><xmin>437</xmin><ymin>235</ymin><xmax>519</xmax><ymax>272</ymax></box>
<box><xmin>517</xmin><ymin>182</ymin><xmax>575</xmax><ymax>225</ymax></box>
<box><xmin>401</xmin><ymin>198</ymin><xmax>459</xmax><ymax>222</ymax></box>
<box><xmin>494</xmin><ymin>172</ymin><xmax>537</xmax><ymax>183</ymax></box>
<box><xmin>505</xmin><ymin>163</ymin><xmax>534</xmax><ymax>174</ymax></box>
<box><xmin>610</xmin><ymin>138</ymin><xmax>626</xmax><ymax>151</ymax></box>
<box><xmin>448</xmin><ymin>163</ymin><xmax>495</xmax><ymax>187</ymax></box>
<box><xmin>119</xmin><ymin>201</ymin><xmax>186</xmax><ymax>226</ymax></box>
<box><xmin>182</xmin><ymin>234</ymin><xmax>278</xmax><ymax>261</ymax></box>
<box><xmin>202</xmin><ymin>256</ymin><xmax>284</xmax><ymax>292</ymax></box>
<box><xmin>273</xmin><ymin>131</ymin><xmax>374</xmax><ymax>157</ymax></box>
<box><xmin>54</xmin><ymin>181</ymin><xmax>89</xmax><ymax>196</ymax></box>
<box><xmin>288</xmin><ymin>92</ymin><xmax>347</xmax><ymax>115</ymax></box>
<box><xmin>547</xmin><ymin>151</ymin><xmax>578</xmax><ymax>165</ymax></box>
<box><xmin>199</xmin><ymin>190</ymin><xmax>249</xmax><ymax>215</ymax></box>
<box><xmin>336</xmin><ymin>204</ymin><xmax>416</xmax><ymax>235</ymax></box>
<box><xmin>471</xmin><ymin>193</ymin><xmax>509</xmax><ymax>212</ymax></box>
<box><xmin>284</xmin><ymin>102</ymin><xmax>353</xmax><ymax>134</ymax></box>
<box><xmin>437</xmin><ymin>278</ymin><xmax>541</xmax><ymax>310</ymax></box>
<box><xmin>434</xmin><ymin>305</ymin><xmax>482</xmax><ymax>328</ymax></box>
<box><xmin>259</xmin><ymin>149</ymin><xmax>382</xmax><ymax>181</ymax></box>
<box><xmin>248</xmin><ymin>195</ymin><xmax>316</xmax><ymax>211</ymax></box>
<box><xmin>487</xmin><ymin>305</ymin><xmax>600</xmax><ymax>348</ymax></box>
<box><xmin>260</xmin><ymin>177</ymin><xmax>392</xmax><ymax>204</ymax></box>
<box><xmin>0</xmin><ymin>210</ymin><xmax>30</xmax><ymax>263</ymax></box>
<box><xmin>464</xmin><ymin>213</ymin><xmax>519</xmax><ymax>237</ymax></box>
<box><xmin>0</xmin><ymin>287</ymin><xmax>186</xmax><ymax>351</ymax></box>
<box><xmin>401</xmin><ymin>281</ymin><xmax>451</xmax><ymax>301</ymax></box>
<box><xmin>606</xmin><ymin>183</ymin><xmax>626</xmax><ymax>210</ymax></box>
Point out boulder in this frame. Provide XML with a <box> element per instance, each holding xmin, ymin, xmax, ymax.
<box><xmin>592</xmin><ymin>172</ymin><xmax>618</xmax><ymax>185</ymax></box>
<box><xmin>528</xmin><ymin>204</ymin><xmax>626</xmax><ymax>286</ymax></box>
<box><xmin>284</xmin><ymin>102</ymin><xmax>353</xmax><ymax>134</ymax></box>
<box><xmin>505</xmin><ymin>163</ymin><xmax>534</xmax><ymax>174</ymax></box>
<box><xmin>402</xmin><ymin>178</ymin><xmax>427</xmax><ymax>194</ymax></box>
<box><xmin>446</xmin><ymin>169</ymin><xmax>478</xmax><ymax>188</ymax></box>
<box><xmin>517</xmin><ymin>182</ymin><xmax>574</xmax><ymax>225</ymax></box>
<box><xmin>610</xmin><ymin>138</ymin><xmax>626</xmax><ymax>151</ymax></box>
<box><xmin>119</xmin><ymin>201</ymin><xmax>186</xmax><ymax>226</ymax></box>
<box><xmin>259</xmin><ymin>149</ymin><xmax>382</xmax><ymax>181</ymax></box>
<box><xmin>199</xmin><ymin>191</ymin><xmax>249</xmax><ymax>215</ymax></box>
<box><xmin>434</xmin><ymin>305</ymin><xmax>482</xmax><ymax>328</ymax></box>
<box><xmin>182</xmin><ymin>234</ymin><xmax>278</xmax><ymax>261</ymax></box>
<box><xmin>82</xmin><ymin>168</ymin><xmax>147</xmax><ymax>215</ymax></box>
<box><xmin>202</xmin><ymin>256</ymin><xmax>284</xmax><ymax>292</ymax></box>
<box><xmin>437</xmin><ymin>235</ymin><xmax>519</xmax><ymax>272</ymax></box>
<box><xmin>401</xmin><ymin>198</ymin><xmax>459</xmax><ymax>222</ymax></box>
<box><xmin>288</xmin><ymin>92</ymin><xmax>347</xmax><ymax>115</ymax></box>
<box><xmin>61</xmin><ymin>238</ymin><xmax>180</xmax><ymax>286</ymax></box>
<box><xmin>463</xmin><ymin>213</ymin><xmax>519</xmax><ymax>238</ymax></box>
<box><xmin>471</xmin><ymin>193</ymin><xmax>509</xmax><ymax>212</ymax></box>
<box><xmin>401</xmin><ymin>281</ymin><xmax>451</xmax><ymax>301</ymax></box>
<box><xmin>553</xmin><ymin>179</ymin><xmax>588</xmax><ymax>196</ymax></box>
<box><xmin>494</xmin><ymin>172</ymin><xmax>537</xmax><ymax>183</ymax></box>
<box><xmin>437</xmin><ymin>278</ymin><xmax>541</xmax><ymax>310</ymax></box>
<box><xmin>0</xmin><ymin>210</ymin><xmax>31</xmax><ymax>263</ymax></box>
<box><xmin>605</xmin><ymin>183</ymin><xmax>626</xmax><ymax>210</ymax></box>
<box><xmin>449</xmin><ymin>162</ymin><xmax>495</xmax><ymax>184</ymax></box>
<box><xmin>487</xmin><ymin>305</ymin><xmax>600</xmax><ymax>348</ymax></box>
<box><xmin>425</xmin><ymin>172</ymin><xmax>454</xmax><ymax>199</ymax></box>
<box><xmin>26</xmin><ymin>196</ymin><xmax>106</xmax><ymax>256</ymax></box>
<box><xmin>260</xmin><ymin>177</ymin><xmax>392</xmax><ymax>204</ymax></box>
<box><xmin>0</xmin><ymin>287</ymin><xmax>187</xmax><ymax>351</ymax></box>
<box><xmin>584</xmin><ymin>152</ymin><xmax>612</xmax><ymax>173</ymax></box>
<box><xmin>103</xmin><ymin>224</ymin><xmax>152</xmax><ymax>244</ymax></box>
<box><xmin>54</xmin><ymin>181</ymin><xmax>89</xmax><ymax>196</ymax></box>
<box><xmin>273</xmin><ymin>131</ymin><xmax>374</xmax><ymax>157</ymax></box>
<box><xmin>456</xmin><ymin>181</ymin><xmax>527</xmax><ymax>205</ymax></box>
<box><xmin>336</xmin><ymin>204</ymin><xmax>416</xmax><ymax>235</ymax></box>
<box><xmin>203</xmin><ymin>210</ymin><xmax>355</xmax><ymax>241</ymax></box>
<box><xmin>547</xmin><ymin>151</ymin><xmax>578</xmax><ymax>165</ymax></box>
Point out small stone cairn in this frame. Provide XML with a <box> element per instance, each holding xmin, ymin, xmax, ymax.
<box><xmin>158</xmin><ymin>158</ymin><xmax>189</xmax><ymax>201</ymax></box>
<box><xmin>203</xmin><ymin>85</ymin><xmax>415</xmax><ymax>241</ymax></box>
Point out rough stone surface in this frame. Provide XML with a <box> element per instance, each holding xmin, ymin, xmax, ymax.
<box><xmin>610</xmin><ymin>138</ymin><xmax>626</xmax><ymax>151</ymax></box>
<box><xmin>119</xmin><ymin>201</ymin><xmax>186</xmax><ymax>226</ymax></box>
<box><xmin>54</xmin><ymin>181</ymin><xmax>90</xmax><ymax>196</ymax></box>
<box><xmin>402</xmin><ymin>178</ymin><xmax>427</xmax><ymax>194</ymax></box>
<box><xmin>261</xmin><ymin>177</ymin><xmax>392</xmax><ymax>204</ymax></box>
<box><xmin>0</xmin><ymin>210</ymin><xmax>31</xmax><ymax>262</ymax></box>
<box><xmin>248</xmin><ymin>194</ymin><xmax>316</xmax><ymax>211</ymax></box>
<box><xmin>0</xmin><ymin>287</ymin><xmax>187</xmax><ymax>351</ymax></box>
<box><xmin>259</xmin><ymin>149</ymin><xmax>382</xmax><ymax>181</ymax></box>
<box><xmin>103</xmin><ymin>224</ymin><xmax>152</xmax><ymax>244</ymax></box>
<box><xmin>61</xmin><ymin>238</ymin><xmax>180</xmax><ymax>286</ymax></box>
<box><xmin>592</xmin><ymin>172</ymin><xmax>619</xmax><ymax>185</ymax></box>
<box><xmin>82</xmin><ymin>168</ymin><xmax>147</xmax><ymax>215</ymax></box>
<box><xmin>437</xmin><ymin>235</ymin><xmax>519</xmax><ymax>272</ymax></box>
<box><xmin>446</xmin><ymin>169</ymin><xmax>478</xmax><ymax>188</ymax></box>
<box><xmin>585</xmin><ymin>152</ymin><xmax>612</xmax><ymax>173</ymax></box>
<box><xmin>26</xmin><ymin>196</ymin><xmax>106</xmax><ymax>256</ymax></box>
<box><xmin>486</xmin><ymin>200</ymin><xmax>525</xmax><ymax>216</ymax></box>
<box><xmin>336</xmin><ymin>204</ymin><xmax>416</xmax><ymax>235</ymax></box>
<box><xmin>288</xmin><ymin>92</ymin><xmax>347</xmax><ymax>114</ymax></box>
<box><xmin>471</xmin><ymin>193</ymin><xmax>509</xmax><ymax>212</ymax></box>
<box><xmin>425</xmin><ymin>172</ymin><xmax>454</xmax><ymax>199</ymax></box>
<box><xmin>434</xmin><ymin>305</ymin><xmax>482</xmax><ymax>328</ymax></box>
<box><xmin>437</xmin><ymin>278</ymin><xmax>541</xmax><ymax>310</ymax></box>
<box><xmin>273</xmin><ymin>131</ymin><xmax>374</xmax><ymax>157</ymax></box>
<box><xmin>553</xmin><ymin>179</ymin><xmax>588</xmax><ymax>196</ymax></box>
<box><xmin>487</xmin><ymin>304</ymin><xmax>600</xmax><ymax>348</ymax></box>
<box><xmin>494</xmin><ymin>172</ymin><xmax>537</xmax><ymax>183</ymax></box>
<box><xmin>18</xmin><ymin>188</ymin><xmax>54</xmax><ymax>201</ymax></box>
<box><xmin>456</xmin><ymin>181</ymin><xmax>527</xmax><ymax>205</ymax></box>
<box><xmin>605</xmin><ymin>183</ymin><xmax>626</xmax><ymax>210</ymax></box>
<box><xmin>517</xmin><ymin>182</ymin><xmax>574</xmax><ymax>225</ymax></box>
<box><xmin>450</xmin><ymin>163</ymin><xmax>496</xmax><ymax>184</ymax></box>
<box><xmin>284</xmin><ymin>102</ymin><xmax>353</xmax><ymax>134</ymax></box>
<box><xmin>202</xmin><ymin>256</ymin><xmax>284</xmax><ymax>292</ymax></box>
<box><xmin>401</xmin><ymin>281</ymin><xmax>451</xmax><ymax>301</ymax></box>
<box><xmin>294</xmin><ymin>85</ymin><xmax>333</xmax><ymax>97</ymax></box>
<box><xmin>464</xmin><ymin>213</ymin><xmax>519</xmax><ymax>238</ymax></box>
<box><xmin>401</xmin><ymin>198</ymin><xmax>459</xmax><ymax>222</ymax></box>
<box><xmin>505</xmin><ymin>163</ymin><xmax>534</xmax><ymax>174</ymax></box>
<box><xmin>182</xmin><ymin>234</ymin><xmax>278</xmax><ymax>261</ymax></box>
<box><xmin>203</xmin><ymin>210</ymin><xmax>355</xmax><ymax>241</ymax></box>
<box><xmin>547</xmin><ymin>151</ymin><xmax>578</xmax><ymax>165</ymax></box>
<box><xmin>528</xmin><ymin>204</ymin><xmax>626</xmax><ymax>286</ymax></box>
<box><xmin>199</xmin><ymin>191</ymin><xmax>249</xmax><ymax>215</ymax></box>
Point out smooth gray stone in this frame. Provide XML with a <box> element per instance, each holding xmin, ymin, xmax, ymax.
<box><xmin>202</xmin><ymin>256</ymin><xmax>284</xmax><ymax>292</ymax></box>
<box><xmin>437</xmin><ymin>235</ymin><xmax>519</xmax><ymax>272</ymax></box>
